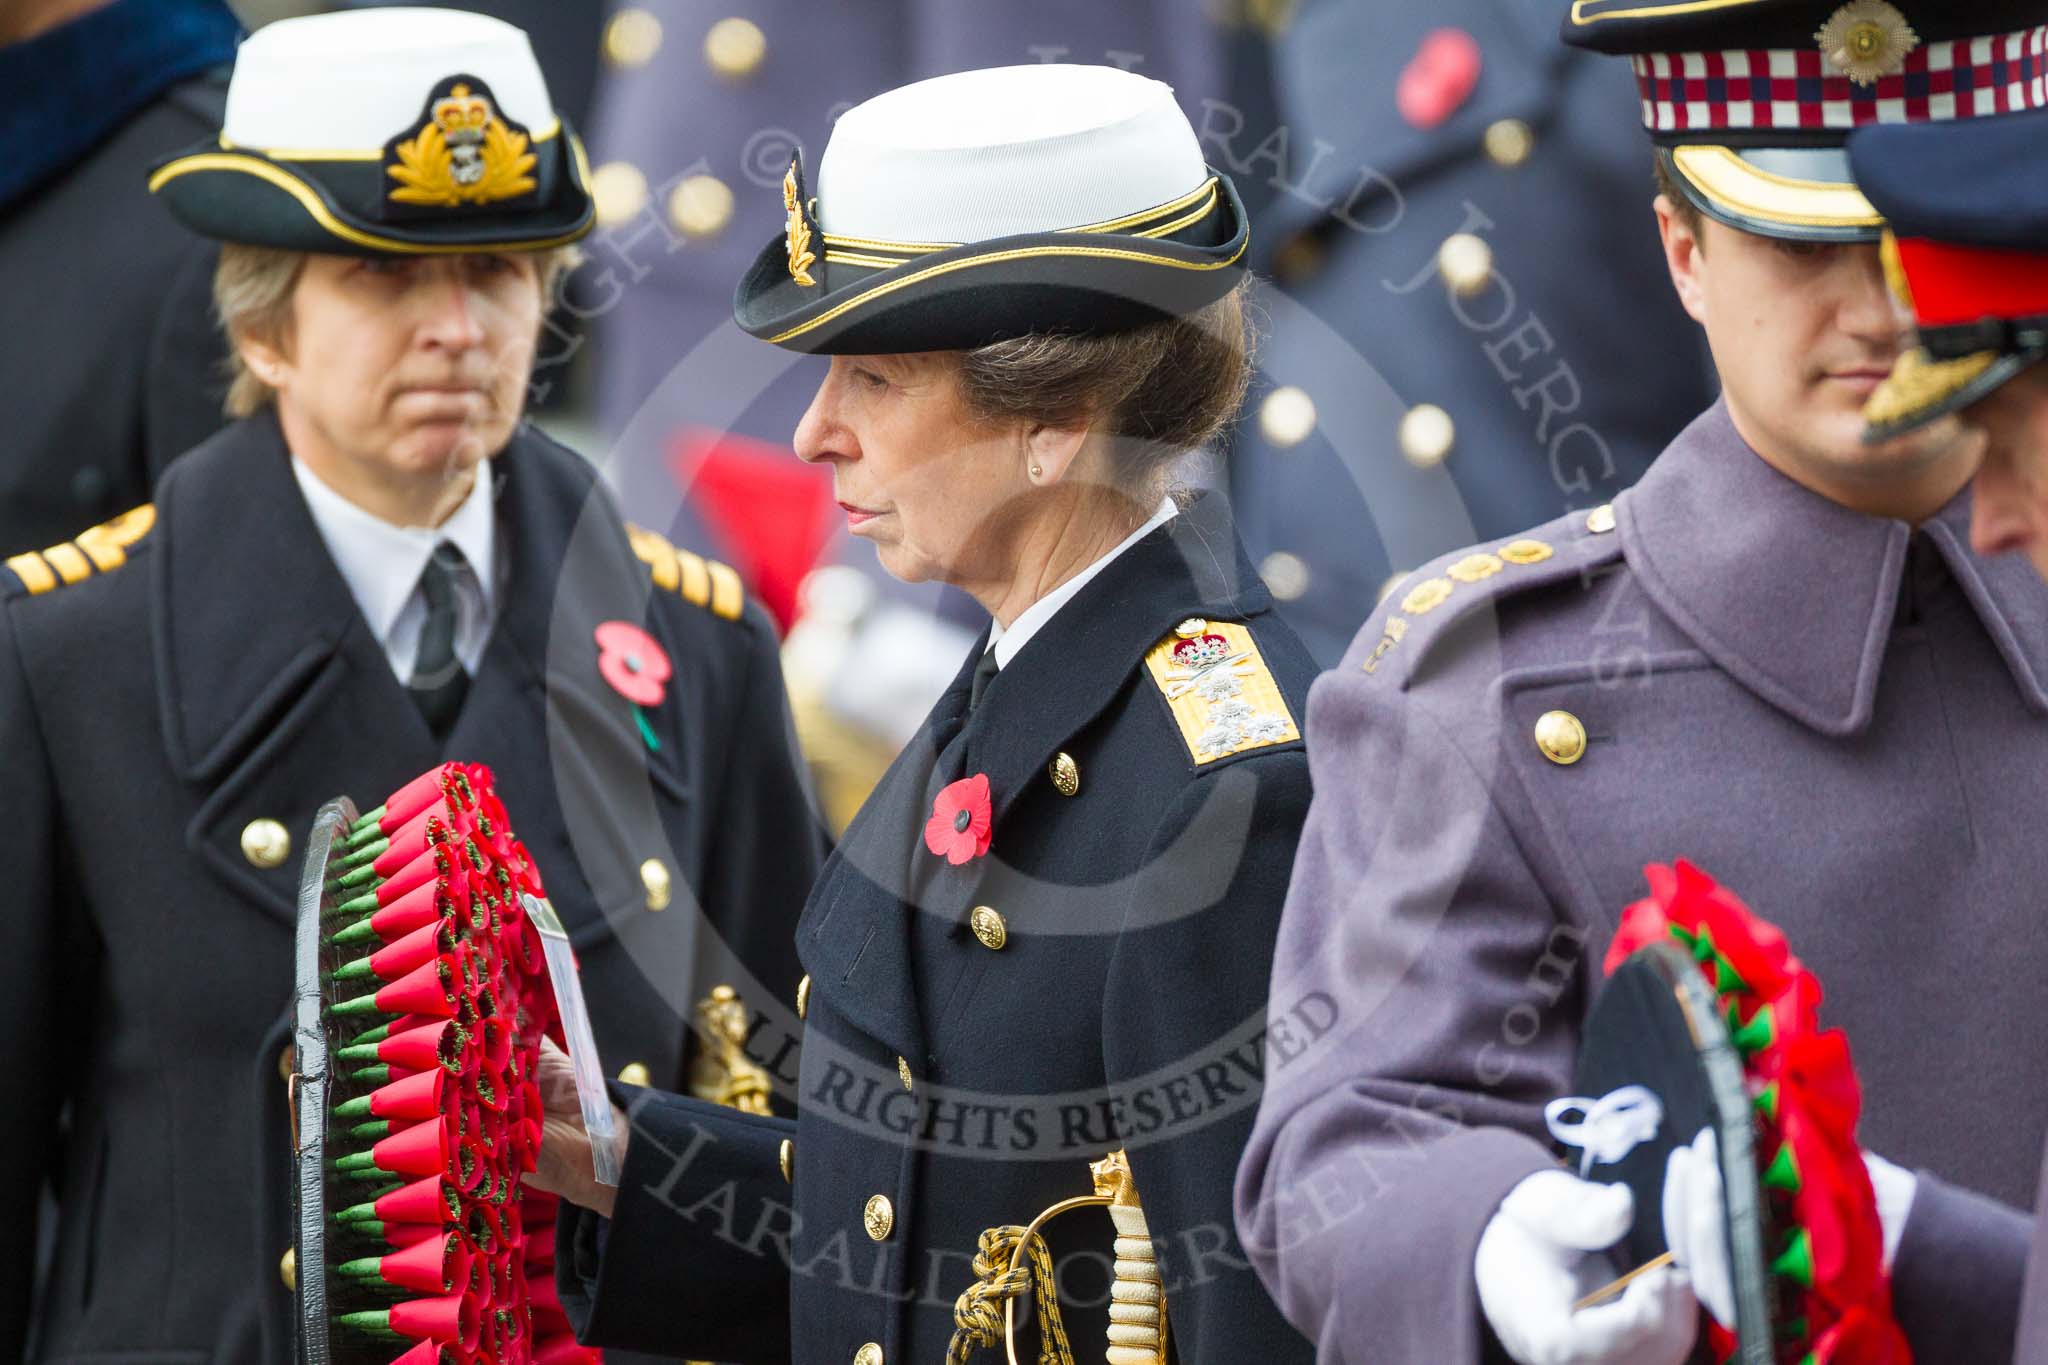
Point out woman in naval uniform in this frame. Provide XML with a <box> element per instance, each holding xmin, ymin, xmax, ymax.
<box><xmin>534</xmin><ymin>63</ymin><xmax>1320</xmax><ymax>1365</ymax></box>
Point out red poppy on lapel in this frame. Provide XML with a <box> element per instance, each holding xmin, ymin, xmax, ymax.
<box><xmin>924</xmin><ymin>773</ymin><xmax>993</xmax><ymax>865</ymax></box>
<box><xmin>594</xmin><ymin>621</ymin><xmax>671</xmax><ymax>706</ymax></box>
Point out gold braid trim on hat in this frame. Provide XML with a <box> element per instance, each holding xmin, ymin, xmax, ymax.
<box><xmin>1864</xmin><ymin>349</ymin><xmax>1999</xmax><ymax>430</ymax></box>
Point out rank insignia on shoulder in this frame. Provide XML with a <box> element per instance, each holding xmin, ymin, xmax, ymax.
<box><xmin>1143</xmin><ymin>618</ymin><xmax>1301</xmax><ymax>766</ymax></box>
<box><xmin>625</xmin><ymin>523</ymin><xmax>744</xmax><ymax>621</ymax></box>
<box><xmin>4</xmin><ymin>504</ymin><xmax>156</xmax><ymax>597</ymax></box>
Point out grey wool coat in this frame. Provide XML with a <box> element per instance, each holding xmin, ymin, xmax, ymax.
<box><xmin>1236</xmin><ymin>400</ymin><xmax>2044</xmax><ymax>1364</ymax></box>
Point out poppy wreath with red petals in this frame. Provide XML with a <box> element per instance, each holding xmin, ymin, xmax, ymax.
<box><xmin>924</xmin><ymin>773</ymin><xmax>993</xmax><ymax>866</ymax></box>
<box><xmin>1607</xmin><ymin>860</ymin><xmax>1902</xmax><ymax>1363</ymax></box>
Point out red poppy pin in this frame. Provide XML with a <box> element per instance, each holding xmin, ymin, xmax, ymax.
<box><xmin>924</xmin><ymin>773</ymin><xmax>993</xmax><ymax>865</ymax></box>
<box><xmin>594</xmin><ymin>621</ymin><xmax>671</xmax><ymax>752</ymax></box>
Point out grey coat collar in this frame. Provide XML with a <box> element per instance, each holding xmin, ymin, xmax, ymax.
<box><xmin>1619</xmin><ymin>399</ymin><xmax>2048</xmax><ymax>736</ymax></box>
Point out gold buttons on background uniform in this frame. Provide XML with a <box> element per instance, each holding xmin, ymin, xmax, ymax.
<box><xmin>1587</xmin><ymin>504</ymin><xmax>1617</xmax><ymax>534</ymax></box>
<box><xmin>1399</xmin><ymin>404</ymin><xmax>1456</xmax><ymax>468</ymax></box>
<box><xmin>668</xmin><ymin>174</ymin><xmax>735</xmax><ymax>239</ymax></box>
<box><xmin>591</xmin><ymin>161</ymin><xmax>649</xmax><ymax>227</ymax></box>
<box><xmin>242</xmin><ymin>819</ymin><xmax>290</xmax><ymax>869</ymax></box>
<box><xmin>280</xmin><ymin>1247</ymin><xmax>296</xmax><ymax>1291</ymax></box>
<box><xmin>1484</xmin><ymin>118</ymin><xmax>1535</xmax><ymax>168</ymax></box>
<box><xmin>704</xmin><ymin>17</ymin><xmax>766</xmax><ymax>77</ymax></box>
<box><xmin>1048</xmin><ymin>752</ymin><xmax>1081</xmax><ymax>797</ymax></box>
<box><xmin>854</xmin><ymin>1344</ymin><xmax>884</xmax><ymax>1365</ymax></box>
<box><xmin>602</xmin><ymin>9</ymin><xmax>663</xmax><ymax>67</ymax></box>
<box><xmin>796</xmin><ymin>973</ymin><xmax>811</xmax><ymax>1020</ymax></box>
<box><xmin>1260</xmin><ymin>551</ymin><xmax>1311</xmax><ymax>602</ymax></box>
<box><xmin>640</xmin><ymin>859</ymin><xmax>671</xmax><ymax>911</ymax></box>
<box><xmin>779</xmin><ymin>1138</ymin><xmax>794</xmax><ymax>1183</ymax></box>
<box><xmin>969</xmin><ymin>906</ymin><xmax>1007</xmax><ymax>951</ymax></box>
<box><xmin>863</xmin><ymin>1194</ymin><xmax>895</xmax><ymax>1241</ymax></box>
<box><xmin>618</xmin><ymin>1061</ymin><xmax>652</xmax><ymax>1087</ymax></box>
<box><xmin>1534</xmin><ymin>711</ymin><xmax>1588</xmax><ymax>766</ymax></box>
<box><xmin>1437</xmin><ymin>232</ymin><xmax>1494</xmax><ymax>296</ymax></box>
<box><xmin>1258</xmin><ymin>385</ymin><xmax>1318</xmax><ymax>447</ymax></box>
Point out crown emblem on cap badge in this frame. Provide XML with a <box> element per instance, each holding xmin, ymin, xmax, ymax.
<box><xmin>388</xmin><ymin>77</ymin><xmax>538</xmax><ymax>208</ymax></box>
<box><xmin>782</xmin><ymin>160</ymin><xmax>817</xmax><ymax>287</ymax></box>
<box><xmin>1816</xmin><ymin>0</ymin><xmax>1920</xmax><ymax>86</ymax></box>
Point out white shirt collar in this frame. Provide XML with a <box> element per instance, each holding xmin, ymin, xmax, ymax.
<box><xmin>987</xmin><ymin>495</ymin><xmax>1178</xmax><ymax>670</ymax></box>
<box><xmin>291</xmin><ymin>456</ymin><xmax>498</xmax><ymax>648</ymax></box>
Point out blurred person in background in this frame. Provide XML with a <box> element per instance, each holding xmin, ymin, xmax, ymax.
<box><xmin>0</xmin><ymin>0</ymin><xmax>240</xmax><ymax>554</ymax></box>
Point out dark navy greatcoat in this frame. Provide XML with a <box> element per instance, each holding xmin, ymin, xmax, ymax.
<box><xmin>0</xmin><ymin>412</ymin><xmax>817</xmax><ymax>1361</ymax></box>
<box><xmin>560</xmin><ymin>497</ymin><xmax>1320</xmax><ymax>1365</ymax></box>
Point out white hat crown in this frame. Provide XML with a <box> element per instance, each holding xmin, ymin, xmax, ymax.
<box><xmin>816</xmin><ymin>64</ymin><xmax>1210</xmax><ymax>245</ymax></box>
<box><xmin>222</xmin><ymin>6</ymin><xmax>556</xmax><ymax>153</ymax></box>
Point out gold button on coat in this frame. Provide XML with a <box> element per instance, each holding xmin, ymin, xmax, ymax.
<box><xmin>1437</xmin><ymin>233</ymin><xmax>1494</xmax><ymax>296</ymax></box>
<box><xmin>863</xmin><ymin>1194</ymin><xmax>895</xmax><ymax>1241</ymax></box>
<box><xmin>854</xmin><ymin>1344</ymin><xmax>884</xmax><ymax>1365</ymax></box>
<box><xmin>779</xmin><ymin>1138</ymin><xmax>794</xmax><ymax>1183</ymax></box>
<box><xmin>1399</xmin><ymin>404</ymin><xmax>1456</xmax><ymax>468</ymax></box>
<box><xmin>279</xmin><ymin>1246</ymin><xmax>296</xmax><ymax>1291</ymax></box>
<box><xmin>668</xmin><ymin>174</ymin><xmax>734</xmax><ymax>239</ymax></box>
<box><xmin>618</xmin><ymin>1061</ymin><xmax>652</xmax><ymax>1087</ymax></box>
<box><xmin>796</xmin><ymin>973</ymin><xmax>811</xmax><ymax>1020</ymax></box>
<box><xmin>1258</xmin><ymin>385</ymin><xmax>1317</xmax><ymax>447</ymax></box>
<box><xmin>640</xmin><ymin>858</ymin><xmax>671</xmax><ymax>911</ymax></box>
<box><xmin>1534</xmin><ymin>711</ymin><xmax>1588</xmax><ymax>766</ymax></box>
<box><xmin>1048</xmin><ymin>753</ymin><xmax>1081</xmax><ymax>797</ymax></box>
<box><xmin>1587</xmin><ymin>504</ymin><xmax>1617</xmax><ymax>534</ymax></box>
<box><xmin>704</xmin><ymin>16</ymin><xmax>766</xmax><ymax>77</ymax></box>
<box><xmin>969</xmin><ymin>906</ymin><xmax>1007</xmax><ymax>951</ymax></box>
<box><xmin>1485</xmin><ymin>118</ymin><xmax>1535</xmax><ymax>168</ymax></box>
<box><xmin>603</xmin><ymin>8</ymin><xmax>663</xmax><ymax>67</ymax></box>
<box><xmin>242</xmin><ymin>819</ymin><xmax>290</xmax><ymax>869</ymax></box>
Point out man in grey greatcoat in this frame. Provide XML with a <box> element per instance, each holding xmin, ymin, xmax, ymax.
<box><xmin>1236</xmin><ymin>3</ymin><xmax>2046</xmax><ymax>1362</ymax></box>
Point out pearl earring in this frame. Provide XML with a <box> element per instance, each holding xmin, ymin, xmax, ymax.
<box><xmin>1029</xmin><ymin>462</ymin><xmax>1043</xmax><ymax>479</ymax></box>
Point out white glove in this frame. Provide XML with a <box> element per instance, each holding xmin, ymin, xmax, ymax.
<box><xmin>1862</xmin><ymin>1151</ymin><xmax>1918</xmax><ymax>1270</ymax></box>
<box><xmin>1477</xmin><ymin>1169</ymin><xmax>1701</xmax><ymax>1365</ymax></box>
<box><xmin>1663</xmin><ymin>1128</ymin><xmax>1735</xmax><ymax>1329</ymax></box>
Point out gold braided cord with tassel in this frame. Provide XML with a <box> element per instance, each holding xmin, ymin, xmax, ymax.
<box><xmin>943</xmin><ymin>1149</ymin><xmax>1169</xmax><ymax>1365</ymax></box>
<box><xmin>947</xmin><ymin>1223</ymin><xmax>1078</xmax><ymax>1365</ymax></box>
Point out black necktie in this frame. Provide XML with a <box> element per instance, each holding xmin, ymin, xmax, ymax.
<box><xmin>967</xmin><ymin>645</ymin><xmax>1000</xmax><ymax>713</ymax></box>
<box><xmin>409</xmin><ymin>542</ymin><xmax>471</xmax><ymax>737</ymax></box>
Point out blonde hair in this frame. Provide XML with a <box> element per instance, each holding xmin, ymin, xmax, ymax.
<box><xmin>212</xmin><ymin>243</ymin><xmax>583</xmax><ymax>418</ymax></box>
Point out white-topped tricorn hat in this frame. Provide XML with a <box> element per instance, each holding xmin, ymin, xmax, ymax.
<box><xmin>1563</xmin><ymin>0</ymin><xmax>2048</xmax><ymax>243</ymax></box>
<box><xmin>148</xmin><ymin>6</ymin><xmax>593</xmax><ymax>255</ymax></box>
<box><xmin>732</xmin><ymin>64</ymin><xmax>1250</xmax><ymax>354</ymax></box>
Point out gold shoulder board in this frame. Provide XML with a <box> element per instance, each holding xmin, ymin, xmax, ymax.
<box><xmin>626</xmin><ymin>522</ymin><xmax>744</xmax><ymax>621</ymax></box>
<box><xmin>5</xmin><ymin>504</ymin><xmax>157</xmax><ymax>597</ymax></box>
<box><xmin>1142</xmin><ymin>618</ymin><xmax>1301</xmax><ymax>766</ymax></box>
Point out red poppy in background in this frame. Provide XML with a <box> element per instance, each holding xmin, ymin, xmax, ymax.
<box><xmin>924</xmin><ymin>774</ymin><xmax>993</xmax><ymax>865</ymax></box>
<box><xmin>594</xmin><ymin>621</ymin><xmax>671</xmax><ymax>707</ymax></box>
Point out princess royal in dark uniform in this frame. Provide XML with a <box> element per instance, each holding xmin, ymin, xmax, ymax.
<box><xmin>535</xmin><ymin>63</ymin><xmax>1321</xmax><ymax>1365</ymax></box>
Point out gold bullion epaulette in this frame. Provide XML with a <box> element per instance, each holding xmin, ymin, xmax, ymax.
<box><xmin>1360</xmin><ymin>505</ymin><xmax>1625</xmax><ymax>688</ymax></box>
<box><xmin>626</xmin><ymin>523</ymin><xmax>744</xmax><ymax>621</ymax></box>
<box><xmin>3</xmin><ymin>505</ymin><xmax>157</xmax><ymax>600</ymax></box>
<box><xmin>1143</xmin><ymin>615</ymin><xmax>1302</xmax><ymax>767</ymax></box>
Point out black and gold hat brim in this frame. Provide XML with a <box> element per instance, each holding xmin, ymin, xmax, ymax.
<box><xmin>1863</xmin><ymin>346</ymin><xmax>2043</xmax><ymax>443</ymax></box>
<box><xmin>732</xmin><ymin>170</ymin><xmax>1250</xmax><ymax>355</ymax></box>
<box><xmin>148</xmin><ymin>129</ymin><xmax>595</xmax><ymax>256</ymax></box>
<box><xmin>1661</xmin><ymin>144</ymin><xmax>1882</xmax><ymax>244</ymax></box>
